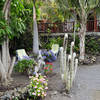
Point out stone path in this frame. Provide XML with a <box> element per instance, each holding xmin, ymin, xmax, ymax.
<box><xmin>44</xmin><ymin>58</ymin><xmax>100</xmax><ymax>100</ymax></box>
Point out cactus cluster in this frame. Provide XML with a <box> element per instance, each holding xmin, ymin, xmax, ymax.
<box><xmin>60</xmin><ymin>34</ymin><xmax>78</xmax><ymax>92</ymax></box>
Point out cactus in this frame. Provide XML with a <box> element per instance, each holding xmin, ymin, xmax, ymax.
<box><xmin>60</xmin><ymin>34</ymin><xmax>78</xmax><ymax>92</ymax></box>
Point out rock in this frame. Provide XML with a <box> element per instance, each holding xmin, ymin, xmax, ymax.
<box><xmin>79</xmin><ymin>55</ymin><xmax>96</xmax><ymax>65</ymax></box>
<box><xmin>51</xmin><ymin>91</ymin><xmax>58</xmax><ymax>95</ymax></box>
<box><xmin>0</xmin><ymin>85</ymin><xmax>28</xmax><ymax>100</ymax></box>
<box><xmin>63</xmin><ymin>92</ymin><xmax>67</xmax><ymax>96</ymax></box>
<box><xmin>67</xmin><ymin>94</ymin><xmax>72</xmax><ymax>98</ymax></box>
<box><xmin>0</xmin><ymin>93</ymin><xmax>11</xmax><ymax>100</ymax></box>
<box><xmin>0</xmin><ymin>92</ymin><xmax>4</xmax><ymax>96</ymax></box>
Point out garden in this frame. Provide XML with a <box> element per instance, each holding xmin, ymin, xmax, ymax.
<box><xmin>0</xmin><ymin>0</ymin><xmax>100</xmax><ymax>100</ymax></box>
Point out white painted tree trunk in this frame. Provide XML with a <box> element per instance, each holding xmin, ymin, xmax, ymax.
<box><xmin>33</xmin><ymin>1</ymin><xmax>39</xmax><ymax>55</ymax></box>
<box><xmin>79</xmin><ymin>25</ymin><xmax>86</xmax><ymax>61</ymax></box>
<box><xmin>79</xmin><ymin>10</ymin><xmax>87</xmax><ymax>61</ymax></box>
<box><xmin>0</xmin><ymin>0</ymin><xmax>16</xmax><ymax>85</ymax></box>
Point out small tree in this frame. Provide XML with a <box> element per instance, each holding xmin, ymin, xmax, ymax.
<box><xmin>0</xmin><ymin>0</ymin><xmax>16</xmax><ymax>85</ymax></box>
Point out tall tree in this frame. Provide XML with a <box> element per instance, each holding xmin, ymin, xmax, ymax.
<box><xmin>55</xmin><ymin>0</ymin><xmax>100</xmax><ymax>60</ymax></box>
<box><xmin>0</xmin><ymin>0</ymin><xmax>16</xmax><ymax>85</ymax></box>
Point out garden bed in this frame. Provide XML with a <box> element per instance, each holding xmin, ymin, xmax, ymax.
<box><xmin>0</xmin><ymin>72</ymin><xmax>29</xmax><ymax>97</ymax></box>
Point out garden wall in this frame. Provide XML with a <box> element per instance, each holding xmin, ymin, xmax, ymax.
<box><xmin>40</xmin><ymin>34</ymin><xmax>100</xmax><ymax>56</ymax></box>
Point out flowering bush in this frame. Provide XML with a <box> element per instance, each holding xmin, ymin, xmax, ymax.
<box><xmin>44</xmin><ymin>62</ymin><xmax>53</xmax><ymax>74</ymax></box>
<box><xmin>41</xmin><ymin>50</ymin><xmax>57</xmax><ymax>62</ymax></box>
<box><xmin>28</xmin><ymin>74</ymin><xmax>48</xmax><ymax>99</ymax></box>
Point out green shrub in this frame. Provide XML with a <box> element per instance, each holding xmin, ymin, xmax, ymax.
<box><xmin>14</xmin><ymin>59</ymin><xmax>37</xmax><ymax>74</ymax></box>
<box><xmin>85</xmin><ymin>36</ymin><xmax>100</xmax><ymax>55</ymax></box>
<box><xmin>41</xmin><ymin>35</ymin><xmax>100</xmax><ymax>55</ymax></box>
<box><xmin>41</xmin><ymin>36</ymin><xmax>63</xmax><ymax>50</ymax></box>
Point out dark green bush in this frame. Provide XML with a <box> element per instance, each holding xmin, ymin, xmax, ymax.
<box><xmin>85</xmin><ymin>36</ymin><xmax>100</xmax><ymax>55</ymax></box>
<box><xmin>14</xmin><ymin>59</ymin><xmax>37</xmax><ymax>74</ymax></box>
<box><xmin>40</xmin><ymin>35</ymin><xmax>100</xmax><ymax>55</ymax></box>
<box><xmin>40</xmin><ymin>36</ymin><xmax>63</xmax><ymax>50</ymax></box>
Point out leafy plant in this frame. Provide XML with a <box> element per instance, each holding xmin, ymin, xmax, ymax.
<box><xmin>10</xmin><ymin>17</ymin><xmax>26</xmax><ymax>38</ymax></box>
<box><xmin>0</xmin><ymin>18</ymin><xmax>12</xmax><ymax>43</ymax></box>
<box><xmin>28</xmin><ymin>74</ymin><xmax>48</xmax><ymax>99</ymax></box>
<box><xmin>85</xmin><ymin>36</ymin><xmax>100</xmax><ymax>55</ymax></box>
<box><xmin>41</xmin><ymin>37</ymin><xmax>63</xmax><ymax>50</ymax></box>
<box><xmin>14</xmin><ymin>59</ymin><xmax>37</xmax><ymax>74</ymax></box>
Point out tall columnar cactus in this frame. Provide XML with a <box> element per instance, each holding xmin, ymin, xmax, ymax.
<box><xmin>60</xmin><ymin>34</ymin><xmax>78</xmax><ymax>92</ymax></box>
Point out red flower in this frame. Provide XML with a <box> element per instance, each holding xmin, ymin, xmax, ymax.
<box><xmin>50</xmin><ymin>68</ymin><xmax>53</xmax><ymax>71</ymax></box>
<box><xmin>46</xmin><ymin>67</ymin><xmax>48</xmax><ymax>69</ymax></box>
<box><xmin>49</xmin><ymin>63</ymin><xmax>53</xmax><ymax>65</ymax></box>
<box><xmin>44</xmin><ymin>67</ymin><xmax>46</xmax><ymax>69</ymax></box>
<box><xmin>46</xmin><ymin>62</ymin><xmax>53</xmax><ymax>65</ymax></box>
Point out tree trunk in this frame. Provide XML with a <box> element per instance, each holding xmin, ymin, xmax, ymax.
<box><xmin>0</xmin><ymin>60</ymin><xmax>7</xmax><ymax>84</ymax></box>
<box><xmin>0</xmin><ymin>0</ymin><xmax>16</xmax><ymax>85</ymax></box>
<box><xmin>33</xmin><ymin>1</ymin><xmax>39</xmax><ymax>54</ymax></box>
<box><xmin>79</xmin><ymin>10</ymin><xmax>87</xmax><ymax>61</ymax></box>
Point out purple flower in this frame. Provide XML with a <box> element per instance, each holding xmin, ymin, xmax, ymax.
<box><xmin>49</xmin><ymin>50</ymin><xmax>57</xmax><ymax>61</ymax></box>
<box><xmin>23</xmin><ymin>56</ymin><xmax>31</xmax><ymax>60</ymax></box>
<box><xmin>14</xmin><ymin>62</ymin><xmax>18</xmax><ymax>65</ymax></box>
<box><xmin>43</xmin><ymin>56</ymin><xmax>46</xmax><ymax>59</ymax></box>
<box><xmin>41</xmin><ymin>50</ymin><xmax>57</xmax><ymax>62</ymax></box>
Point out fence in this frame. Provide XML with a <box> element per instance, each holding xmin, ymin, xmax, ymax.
<box><xmin>38</xmin><ymin>20</ymin><xmax>100</xmax><ymax>33</ymax></box>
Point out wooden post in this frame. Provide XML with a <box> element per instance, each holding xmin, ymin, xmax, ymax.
<box><xmin>94</xmin><ymin>11</ymin><xmax>97</xmax><ymax>32</ymax></box>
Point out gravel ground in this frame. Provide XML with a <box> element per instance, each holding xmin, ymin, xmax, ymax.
<box><xmin>44</xmin><ymin>56</ymin><xmax>100</xmax><ymax>100</ymax></box>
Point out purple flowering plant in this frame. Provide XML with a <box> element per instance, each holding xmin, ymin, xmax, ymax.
<box><xmin>28</xmin><ymin>73</ymin><xmax>48</xmax><ymax>99</ymax></box>
<box><xmin>41</xmin><ymin>50</ymin><xmax>57</xmax><ymax>62</ymax></box>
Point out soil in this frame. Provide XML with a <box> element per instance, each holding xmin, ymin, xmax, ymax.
<box><xmin>0</xmin><ymin>72</ymin><xmax>29</xmax><ymax>96</ymax></box>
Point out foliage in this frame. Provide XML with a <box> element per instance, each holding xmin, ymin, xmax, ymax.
<box><xmin>10</xmin><ymin>17</ymin><xmax>26</xmax><ymax>38</ymax></box>
<box><xmin>10</xmin><ymin>0</ymin><xmax>28</xmax><ymax>38</ymax></box>
<box><xmin>41</xmin><ymin>37</ymin><xmax>63</xmax><ymax>50</ymax></box>
<box><xmin>67</xmin><ymin>35</ymin><xmax>100</xmax><ymax>55</ymax></box>
<box><xmin>41</xmin><ymin>0</ymin><xmax>71</xmax><ymax>22</ymax></box>
<box><xmin>28</xmin><ymin>74</ymin><xmax>48</xmax><ymax>99</ymax></box>
<box><xmin>68</xmin><ymin>35</ymin><xmax>100</xmax><ymax>55</ymax></box>
<box><xmin>73</xmin><ymin>35</ymin><xmax>80</xmax><ymax>53</ymax></box>
<box><xmin>0</xmin><ymin>18</ymin><xmax>12</xmax><ymax>43</ymax></box>
<box><xmin>9</xmin><ymin>0</ymin><xmax>33</xmax><ymax>52</ymax></box>
<box><xmin>85</xmin><ymin>36</ymin><xmax>100</xmax><ymax>55</ymax></box>
<box><xmin>44</xmin><ymin>62</ymin><xmax>53</xmax><ymax>74</ymax></box>
<box><xmin>0</xmin><ymin>0</ymin><xmax>28</xmax><ymax>45</ymax></box>
<box><xmin>0</xmin><ymin>0</ymin><xmax>5</xmax><ymax>11</ymax></box>
<box><xmin>14</xmin><ymin>59</ymin><xmax>37</xmax><ymax>74</ymax></box>
<box><xmin>66</xmin><ymin>35</ymin><xmax>79</xmax><ymax>53</ymax></box>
